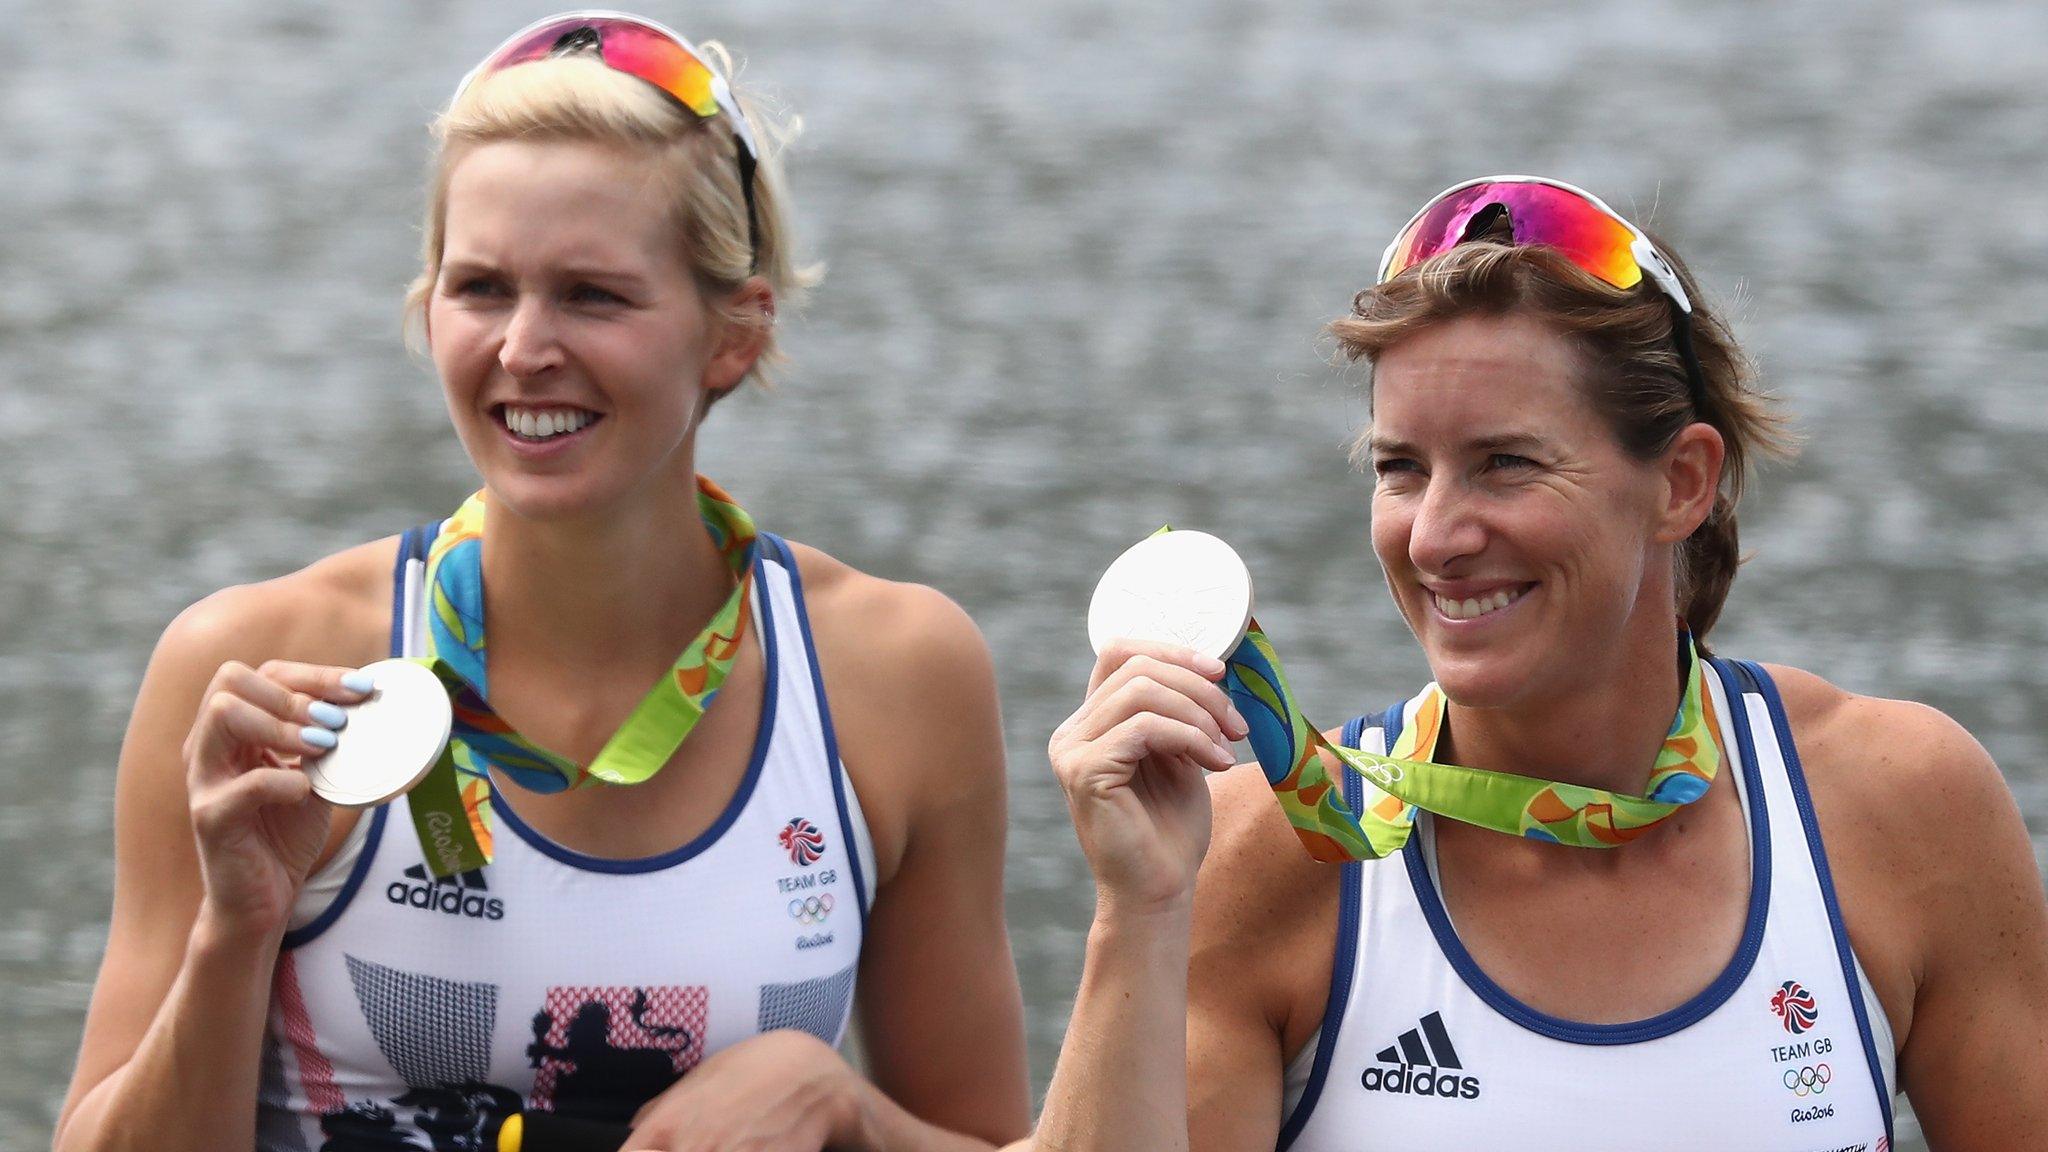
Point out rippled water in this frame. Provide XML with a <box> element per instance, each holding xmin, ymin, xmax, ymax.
<box><xmin>5</xmin><ymin>1</ymin><xmax>2045</xmax><ymax>1146</ymax></box>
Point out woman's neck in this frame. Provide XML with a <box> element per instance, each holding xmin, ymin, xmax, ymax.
<box><xmin>477</xmin><ymin>476</ymin><xmax>738</xmax><ymax>678</ymax></box>
<box><xmin>1437</xmin><ymin>618</ymin><xmax>1686</xmax><ymax>798</ymax></box>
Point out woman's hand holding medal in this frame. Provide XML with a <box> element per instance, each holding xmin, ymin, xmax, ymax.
<box><xmin>1050</xmin><ymin>640</ymin><xmax>1246</xmax><ymax>915</ymax></box>
<box><xmin>1049</xmin><ymin>532</ymin><xmax>1254</xmax><ymax>915</ymax></box>
<box><xmin>181</xmin><ymin>659</ymin><xmax>372</xmax><ymax>935</ymax></box>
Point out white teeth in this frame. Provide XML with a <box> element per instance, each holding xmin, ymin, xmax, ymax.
<box><xmin>503</xmin><ymin>405</ymin><xmax>595</xmax><ymax>440</ymax></box>
<box><xmin>1434</xmin><ymin>586</ymin><xmax>1527</xmax><ymax>621</ymax></box>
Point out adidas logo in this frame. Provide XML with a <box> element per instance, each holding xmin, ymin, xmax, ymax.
<box><xmin>385</xmin><ymin>863</ymin><xmax>504</xmax><ymax>920</ymax></box>
<box><xmin>1359</xmin><ymin>1012</ymin><xmax>1480</xmax><ymax>1100</ymax></box>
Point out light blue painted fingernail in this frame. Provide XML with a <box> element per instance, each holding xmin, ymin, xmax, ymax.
<box><xmin>341</xmin><ymin>670</ymin><xmax>376</xmax><ymax>693</ymax></box>
<box><xmin>300</xmin><ymin>725</ymin><xmax>339</xmax><ymax>749</ymax></box>
<box><xmin>308</xmin><ymin>701</ymin><xmax>348</xmax><ymax>729</ymax></box>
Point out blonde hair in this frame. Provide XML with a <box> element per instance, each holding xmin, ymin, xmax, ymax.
<box><xmin>1331</xmin><ymin>232</ymin><xmax>1799</xmax><ymax>644</ymax></box>
<box><xmin>405</xmin><ymin>46</ymin><xmax>821</xmax><ymax>394</ymax></box>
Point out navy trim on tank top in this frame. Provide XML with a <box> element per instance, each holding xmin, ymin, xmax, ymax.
<box><xmin>761</xmin><ymin>532</ymin><xmax>872</xmax><ymax>930</ymax></box>
<box><xmin>281</xmin><ymin>526</ymin><xmax>434</xmax><ymax>948</ymax></box>
<box><xmin>1736</xmin><ymin>659</ymin><xmax>1895</xmax><ymax>1144</ymax></box>
<box><xmin>479</xmin><ymin>543</ymin><xmax>782</xmax><ymax>874</ymax></box>
<box><xmin>1277</xmin><ymin>715</ymin><xmax>1372</xmax><ymax>1150</ymax></box>
<box><xmin>387</xmin><ymin>525</ymin><xmax>425</xmax><ymax>654</ymax></box>
<box><xmin>1397</xmin><ymin>656</ymin><xmax>1774</xmax><ymax>1044</ymax></box>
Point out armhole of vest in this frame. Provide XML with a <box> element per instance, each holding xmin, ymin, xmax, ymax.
<box><xmin>279</xmin><ymin>525</ymin><xmax>429</xmax><ymax>950</ymax></box>
<box><xmin>1735</xmin><ymin>659</ymin><xmax>1895</xmax><ymax>1143</ymax></box>
<box><xmin>1277</xmin><ymin>708</ymin><xmax>1395</xmax><ymax>1149</ymax></box>
<box><xmin>281</xmin><ymin>807</ymin><xmax>388</xmax><ymax>950</ymax></box>
<box><xmin>763</xmin><ymin>532</ymin><xmax>871</xmax><ymax>931</ymax></box>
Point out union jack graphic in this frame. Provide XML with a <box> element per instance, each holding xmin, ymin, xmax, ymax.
<box><xmin>779</xmin><ymin>817</ymin><xmax>826</xmax><ymax>866</ymax></box>
<box><xmin>1770</xmin><ymin>979</ymin><xmax>1819</xmax><ymax>1034</ymax></box>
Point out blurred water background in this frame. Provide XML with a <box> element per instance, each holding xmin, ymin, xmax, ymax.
<box><xmin>5</xmin><ymin>0</ymin><xmax>2046</xmax><ymax>1146</ymax></box>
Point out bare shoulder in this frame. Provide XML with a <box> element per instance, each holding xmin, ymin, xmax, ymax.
<box><xmin>132</xmin><ymin>535</ymin><xmax>404</xmax><ymax>828</ymax></box>
<box><xmin>1760</xmin><ymin>662</ymin><xmax>2013</xmax><ymax>833</ymax></box>
<box><xmin>779</xmin><ymin>540</ymin><xmax>992</xmax><ymax>693</ymax></box>
<box><xmin>778</xmin><ymin>541</ymin><xmax>1000</xmax><ymax>880</ymax></box>
<box><xmin>120</xmin><ymin>533</ymin><xmax>405</xmax><ymax>895</ymax></box>
<box><xmin>1760</xmin><ymin>662</ymin><xmax>2037</xmax><ymax>1037</ymax></box>
<box><xmin>105</xmin><ymin>538</ymin><xmax>399</xmax><ymax>985</ymax></box>
<box><xmin>1193</xmin><ymin>757</ymin><xmax>1344</xmax><ymax>1043</ymax></box>
<box><xmin>159</xmin><ymin>536</ymin><xmax>401</xmax><ymax>674</ymax></box>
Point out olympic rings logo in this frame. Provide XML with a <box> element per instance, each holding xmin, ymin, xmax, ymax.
<box><xmin>788</xmin><ymin>894</ymin><xmax>835</xmax><ymax>924</ymax></box>
<box><xmin>1357</xmin><ymin>756</ymin><xmax>1405</xmax><ymax>787</ymax></box>
<box><xmin>1783</xmin><ymin>1063</ymin><xmax>1831</xmax><ymax>1096</ymax></box>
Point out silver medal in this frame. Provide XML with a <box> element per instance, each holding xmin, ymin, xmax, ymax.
<box><xmin>1087</xmin><ymin>530</ymin><xmax>1255</xmax><ymax>662</ymax></box>
<box><xmin>304</xmin><ymin>658</ymin><xmax>454</xmax><ymax>808</ymax></box>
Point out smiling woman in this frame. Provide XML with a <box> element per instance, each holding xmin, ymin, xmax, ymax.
<box><xmin>1032</xmin><ymin>176</ymin><xmax>2048</xmax><ymax>1152</ymax></box>
<box><xmin>424</xmin><ymin>136</ymin><xmax>748</xmax><ymax>519</ymax></box>
<box><xmin>53</xmin><ymin>13</ymin><xmax>1028</xmax><ymax>1152</ymax></box>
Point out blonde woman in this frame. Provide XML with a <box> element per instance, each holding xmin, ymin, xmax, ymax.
<box><xmin>56</xmin><ymin>13</ymin><xmax>1028</xmax><ymax>1151</ymax></box>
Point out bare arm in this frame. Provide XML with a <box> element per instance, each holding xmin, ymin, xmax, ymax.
<box><xmin>1036</xmin><ymin>812</ymin><xmax>1313</xmax><ymax>1152</ymax></box>
<box><xmin>1185</xmin><ymin>767</ymin><xmax>1342</xmax><ymax>1152</ymax></box>
<box><xmin>1036</xmin><ymin>902</ymin><xmax>1198</xmax><ymax>1151</ymax></box>
<box><xmin>1033</xmin><ymin>641</ymin><xmax>1248</xmax><ymax>1151</ymax></box>
<box><xmin>53</xmin><ymin>587</ymin><xmax>371</xmax><ymax>1152</ymax></box>
<box><xmin>835</xmin><ymin>582</ymin><xmax>1031</xmax><ymax>1147</ymax></box>
<box><xmin>1035</xmin><ymin>699</ymin><xmax>1342</xmax><ymax>1152</ymax></box>
<box><xmin>1883</xmin><ymin>709</ymin><xmax>2048</xmax><ymax>1149</ymax></box>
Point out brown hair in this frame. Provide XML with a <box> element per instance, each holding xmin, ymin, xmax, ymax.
<box><xmin>404</xmin><ymin>49</ymin><xmax>821</xmax><ymax>395</ymax></box>
<box><xmin>1329</xmin><ymin>228</ymin><xmax>1797</xmax><ymax>642</ymax></box>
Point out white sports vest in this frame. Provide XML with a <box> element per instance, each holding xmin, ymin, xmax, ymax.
<box><xmin>254</xmin><ymin>527</ymin><xmax>877</xmax><ymax>1150</ymax></box>
<box><xmin>1278</xmin><ymin>657</ymin><xmax>1898</xmax><ymax>1151</ymax></box>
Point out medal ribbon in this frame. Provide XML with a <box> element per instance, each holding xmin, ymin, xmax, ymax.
<box><xmin>401</xmin><ymin>476</ymin><xmax>758</xmax><ymax>877</ymax></box>
<box><xmin>1222</xmin><ymin>622</ymin><xmax>1720</xmax><ymax>863</ymax></box>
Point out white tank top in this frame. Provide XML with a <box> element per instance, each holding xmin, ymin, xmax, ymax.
<box><xmin>254</xmin><ymin>528</ymin><xmax>877</xmax><ymax>1150</ymax></box>
<box><xmin>1278</xmin><ymin>657</ymin><xmax>1899</xmax><ymax>1151</ymax></box>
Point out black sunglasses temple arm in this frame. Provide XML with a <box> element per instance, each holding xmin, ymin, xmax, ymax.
<box><xmin>1670</xmin><ymin>301</ymin><xmax>1710</xmax><ymax>415</ymax></box>
<box><xmin>736</xmin><ymin>146</ymin><xmax>761</xmax><ymax>273</ymax></box>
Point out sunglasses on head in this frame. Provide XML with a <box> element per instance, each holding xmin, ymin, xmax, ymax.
<box><xmin>1378</xmin><ymin>175</ymin><xmax>1706</xmax><ymax>403</ymax></box>
<box><xmin>453</xmin><ymin>10</ymin><xmax>762</xmax><ymax>270</ymax></box>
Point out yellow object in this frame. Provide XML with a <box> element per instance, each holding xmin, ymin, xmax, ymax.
<box><xmin>497</xmin><ymin>1113</ymin><xmax>524</xmax><ymax>1152</ymax></box>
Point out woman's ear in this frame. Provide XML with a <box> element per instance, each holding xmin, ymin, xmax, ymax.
<box><xmin>1655</xmin><ymin>421</ymin><xmax>1726</xmax><ymax>544</ymax></box>
<box><xmin>700</xmin><ymin>277</ymin><xmax>775</xmax><ymax>396</ymax></box>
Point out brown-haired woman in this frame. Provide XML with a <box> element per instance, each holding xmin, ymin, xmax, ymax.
<box><xmin>1032</xmin><ymin>176</ymin><xmax>2048</xmax><ymax>1151</ymax></box>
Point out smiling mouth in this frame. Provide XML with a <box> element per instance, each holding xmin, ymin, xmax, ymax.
<box><xmin>493</xmin><ymin>403</ymin><xmax>604</xmax><ymax>443</ymax></box>
<box><xmin>1432</xmin><ymin>584</ymin><xmax>1533</xmax><ymax>621</ymax></box>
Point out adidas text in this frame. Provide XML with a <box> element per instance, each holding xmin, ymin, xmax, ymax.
<box><xmin>387</xmin><ymin>865</ymin><xmax>503</xmax><ymax>921</ymax></box>
<box><xmin>1364</xmin><ymin>1012</ymin><xmax>1479</xmax><ymax>1100</ymax></box>
<box><xmin>1359</xmin><ymin>1064</ymin><xmax>1481</xmax><ymax>1099</ymax></box>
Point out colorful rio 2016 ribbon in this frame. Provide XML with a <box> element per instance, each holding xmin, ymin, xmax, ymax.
<box><xmin>1221</xmin><ymin>625</ymin><xmax>1721</xmax><ymax>863</ymax></box>
<box><xmin>401</xmin><ymin>476</ymin><xmax>758</xmax><ymax>878</ymax></box>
